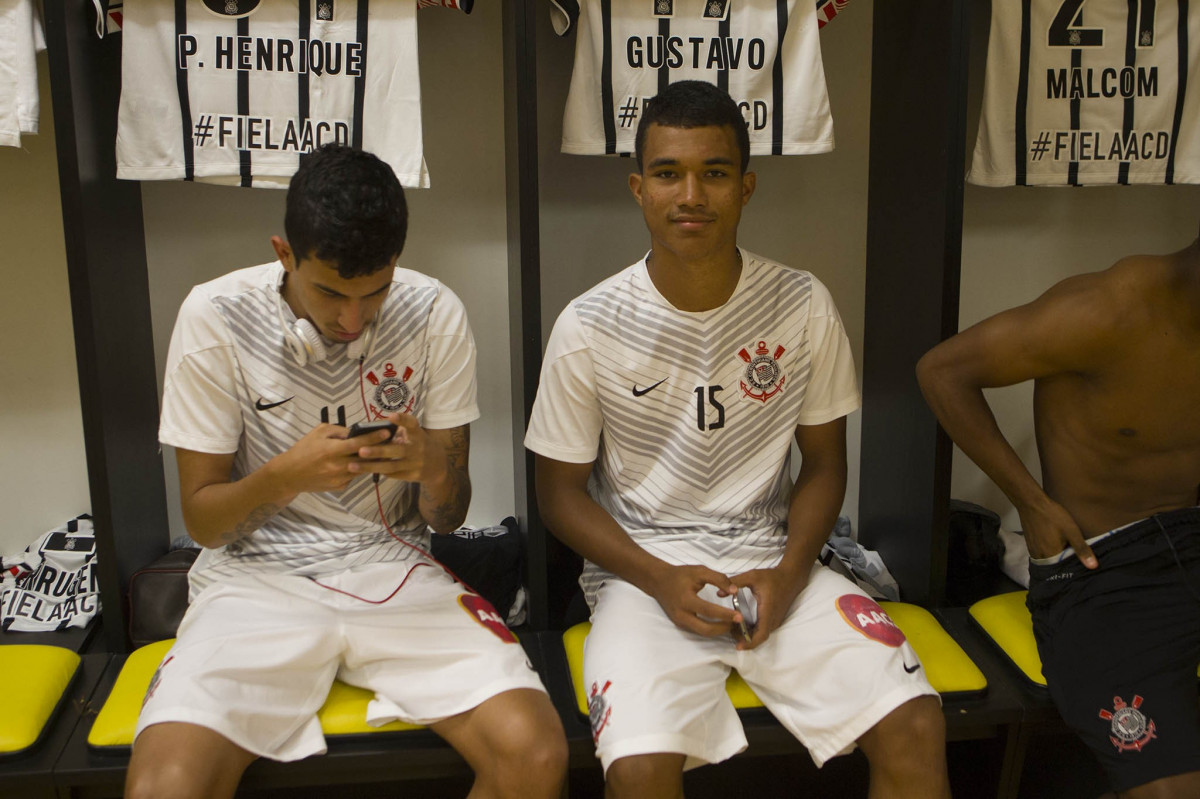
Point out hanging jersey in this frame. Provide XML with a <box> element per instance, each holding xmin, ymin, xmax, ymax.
<box><xmin>549</xmin><ymin>0</ymin><xmax>835</xmax><ymax>156</ymax></box>
<box><xmin>416</xmin><ymin>0</ymin><xmax>473</xmax><ymax>11</ymax></box>
<box><xmin>0</xmin><ymin>0</ymin><xmax>44</xmax><ymax>148</ymax></box>
<box><xmin>969</xmin><ymin>0</ymin><xmax>1200</xmax><ymax>186</ymax></box>
<box><xmin>89</xmin><ymin>0</ymin><xmax>123</xmax><ymax>37</ymax></box>
<box><xmin>94</xmin><ymin>0</ymin><xmax>461</xmax><ymax>39</ymax></box>
<box><xmin>159</xmin><ymin>262</ymin><xmax>479</xmax><ymax>598</ymax></box>
<box><xmin>814</xmin><ymin>0</ymin><xmax>849</xmax><ymax>29</ymax></box>
<box><xmin>117</xmin><ymin>0</ymin><xmax>430</xmax><ymax>189</ymax></box>
<box><xmin>525</xmin><ymin>251</ymin><xmax>860</xmax><ymax>606</ymax></box>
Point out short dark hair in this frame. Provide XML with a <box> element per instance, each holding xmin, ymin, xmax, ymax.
<box><xmin>634</xmin><ymin>81</ymin><xmax>751</xmax><ymax>173</ymax></box>
<box><xmin>284</xmin><ymin>144</ymin><xmax>408</xmax><ymax>279</ymax></box>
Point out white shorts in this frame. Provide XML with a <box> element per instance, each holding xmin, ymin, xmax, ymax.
<box><xmin>135</xmin><ymin>561</ymin><xmax>547</xmax><ymax>761</ymax></box>
<box><xmin>583</xmin><ymin>565</ymin><xmax>939</xmax><ymax>772</ymax></box>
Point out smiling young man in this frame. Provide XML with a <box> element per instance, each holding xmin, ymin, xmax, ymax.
<box><xmin>126</xmin><ymin>144</ymin><xmax>566</xmax><ymax>799</ymax></box>
<box><xmin>526</xmin><ymin>81</ymin><xmax>948</xmax><ymax>798</ymax></box>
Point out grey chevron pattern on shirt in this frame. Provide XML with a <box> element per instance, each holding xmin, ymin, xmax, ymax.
<box><xmin>183</xmin><ymin>264</ymin><xmax>444</xmax><ymax>595</ymax></box>
<box><xmin>571</xmin><ymin>254</ymin><xmax>824</xmax><ymax>603</ymax></box>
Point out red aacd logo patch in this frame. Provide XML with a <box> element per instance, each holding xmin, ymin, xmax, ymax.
<box><xmin>836</xmin><ymin>595</ymin><xmax>906</xmax><ymax>647</ymax></box>
<box><xmin>458</xmin><ymin>594</ymin><xmax>518</xmax><ymax>643</ymax></box>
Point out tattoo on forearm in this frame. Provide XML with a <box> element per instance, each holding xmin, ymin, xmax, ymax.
<box><xmin>218</xmin><ymin>502</ymin><xmax>284</xmax><ymax>546</ymax></box>
<box><xmin>421</xmin><ymin>426</ymin><xmax>471</xmax><ymax>530</ymax></box>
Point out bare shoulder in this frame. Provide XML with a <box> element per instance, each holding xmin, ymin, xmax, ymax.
<box><xmin>920</xmin><ymin>265</ymin><xmax>1124</xmax><ymax>386</ymax></box>
<box><xmin>1083</xmin><ymin>250</ymin><xmax>1195</xmax><ymax>326</ymax></box>
<box><xmin>1104</xmin><ymin>251</ymin><xmax>1177</xmax><ymax>295</ymax></box>
<box><xmin>1034</xmin><ymin>254</ymin><xmax>1174</xmax><ymax>331</ymax></box>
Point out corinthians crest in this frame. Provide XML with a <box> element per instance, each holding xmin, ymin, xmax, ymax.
<box><xmin>364</xmin><ymin>363</ymin><xmax>415</xmax><ymax>415</ymax></box>
<box><xmin>201</xmin><ymin>0</ymin><xmax>262</xmax><ymax>17</ymax></box>
<box><xmin>588</xmin><ymin>680</ymin><xmax>613</xmax><ymax>743</ymax></box>
<box><xmin>1099</xmin><ymin>695</ymin><xmax>1156</xmax><ymax>752</ymax></box>
<box><xmin>703</xmin><ymin>0</ymin><xmax>731</xmax><ymax>20</ymax></box>
<box><xmin>738</xmin><ymin>341</ymin><xmax>786</xmax><ymax>403</ymax></box>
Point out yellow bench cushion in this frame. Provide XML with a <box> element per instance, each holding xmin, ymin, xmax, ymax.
<box><xmin>0</xmin><ymin>645</ymin><xmax>80</xmax><ymax>754</ymax></box>
<box><xmin>562</xmin><ymin>601</ymin><xmax>986</xmax><ymax>714</ymax></box>
<box><xmin>88</xmin><ymin>639</ymin><xmax>422</xmax><ymax>748</ymax></box>
<box><xmin>880</xmin><ymin>602</ymin><xmax>987</xmax><ymax>695</ymax></box>
<box><xmin>969</xmin><ymin>590</ymin><xmax>1200</xmax><ymax>686</ymax></box>
<box><xmin>968</xmin><ymin>591</ymin><xmax>1046</xmax><ymax>686</ymax></box>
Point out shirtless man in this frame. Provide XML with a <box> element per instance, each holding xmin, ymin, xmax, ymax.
<box><xmin>916</xmin><ymin>230</ymin><xmax>1200</xmax><ymax>798</ymax></box>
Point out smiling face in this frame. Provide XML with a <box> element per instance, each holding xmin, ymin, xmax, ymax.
<box><xmin>629</xmin><ymin>123</ymin><xmax>756</xmax><ymax>268</ymax></box>
<box><xmin>272</xmin><ymin>236</ymin><xmax>395</xmax><ymax>343</ymax></box>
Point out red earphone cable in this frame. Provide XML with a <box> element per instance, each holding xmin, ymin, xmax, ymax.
<box><xmin>307</xmin><ymin>360</ymin><xmax>476</xmax><ymax>604</ymax></box>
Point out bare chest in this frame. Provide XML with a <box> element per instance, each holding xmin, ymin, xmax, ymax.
<box><xmin>1039</xmin><ymin>339</ymin><xmax>1200</xmax><ymax>454</ymax></box>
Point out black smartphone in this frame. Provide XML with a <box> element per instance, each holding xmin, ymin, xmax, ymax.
<box><xmin>347</xmin><ymin>420</ymin><xmax>397</xmax><ymax>439</ymax></box>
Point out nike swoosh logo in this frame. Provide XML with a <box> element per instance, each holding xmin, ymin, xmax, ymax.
<box><xmin>632</xmin><ymin>378</ymin><xmax>667</xmax><ymax>397</ymax></box>
<box><xmin>255</xmin><ymin>396</ymin><xmax>294</xmax><ymax>411</ymax></box>
<box><xmin>904</xmin><ymin>662</ymin><xmax>921</xmax><ymax>674</ymax></box>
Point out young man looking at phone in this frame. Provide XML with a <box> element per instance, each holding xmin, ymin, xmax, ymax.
<box><xmin>127</xmin><ymin>144</ymin><xmax>566</xmax><ymax>799</ymax></box>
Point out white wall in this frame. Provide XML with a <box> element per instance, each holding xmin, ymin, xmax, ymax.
<box><xmin>145</xmin><ymin>4</ymin><xmax>514</xmax><ymax>541</ymax></box>
<box><xmin>953</xmin><ymin>6</ymin><xmax>1200</xmax><ymax>531</ymax></box>
<box><xmin>0</xmin><ymin>52</ymin><xmax>91</xmax><ymax>556</ymax></box>
<box><xmin>534</xmin><ymin>1</ymin><xmax>875</xmax><ymax>524</ymax></box>
<box><xmin>7</xmin><ymin>1</ymin><xmax>1196</xmax><ymax>557</ymax></box>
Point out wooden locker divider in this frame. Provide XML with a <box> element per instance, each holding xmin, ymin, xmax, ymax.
<box><xmin>43</xmin><ymin>0</ymin><xmax>169</xmax><ymax>654</ymax></box>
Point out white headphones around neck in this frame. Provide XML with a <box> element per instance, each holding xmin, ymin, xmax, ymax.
<box><xmin>275</xmin><ymin>279</ymin><xmax>376</xmax><ymax>366</ymax></box>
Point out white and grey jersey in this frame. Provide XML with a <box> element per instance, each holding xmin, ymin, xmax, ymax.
<box><xmin>160</xmin><ymin>262</ymin><xmax>479</xmax><ymax>598</ymax></box>
<box><xmin>969</xmin><ymin>0</ymin><xmax>1200</xmax><ymax>186</ymax></box>
<box><xmin>525</xmin><ymin>251</ymin><xmax>860</xmax><ymax>606</ymax></box>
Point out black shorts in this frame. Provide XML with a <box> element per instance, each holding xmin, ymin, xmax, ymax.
<box><xmin>1026</xmin><ymin>508</ymin><xmax>1200</xmax><ymax>793</ymax></box>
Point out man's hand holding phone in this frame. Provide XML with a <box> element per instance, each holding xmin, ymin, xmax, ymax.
<box><xmin>268</xmin><ymin>422</ymin><xmax>393</xmax><ymax>495</ymax></box>
<box><xmin>347</xmin><ymin>413</ymin><xmax>447</xmax><ymax>486</ymax></box>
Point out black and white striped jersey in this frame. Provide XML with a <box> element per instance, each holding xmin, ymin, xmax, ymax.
<box><xmin>549</xmin><ymin>0</ymin><xmax>835</xmax><ymax>156</ymax></box>
<box><xmin>969</xmin><ymin>0</ymin><xmax>1200</xmax><ymax>186</ymax></box>
<box><xmin>525</xmin><ymin>251</ymin><xmax>860</xmax><ymax>606</ymax></box>
<box><xmin>1</xmin><ymin>0</ymin><xmax>44</xmax><ymax>148</ymax></box>
<box><xmin>117</xmin><ymin>0</ymin><xmax>428</xmax><ymax>188</ymax></box>
<box><xmin>159</xmin><ymin>262</ymin><xmax>479</xmax><ymax>597</ymax></box>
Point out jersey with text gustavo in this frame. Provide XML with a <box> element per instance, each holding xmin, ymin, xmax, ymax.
<box><xmin>969</xmin><ymin>0</ymin><xmax>1200</xmax><ymax>186</ymax></box>
<box><xmin>525</xmin><ymin>251</ymin><xmax>860</xmax><ymax>607</ymax></box>
<box><xmin>159</xmin><ymin>262</ymin><xmax>478</xmax><ymax>599</ymax></box>
<box><xmin>550</xmin><ymin>0</ymin><xmax>834</xmax><ymax>156</ymax></box>
<box><xmin>117</xmin><ymin>0</ymin><xmax>428</xmax><ymax>188</ymax></box>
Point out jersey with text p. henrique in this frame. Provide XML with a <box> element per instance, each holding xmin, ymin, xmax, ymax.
<box><xmin>117</xmin><ymin>0</ymin><xmax>428</xmax><ymax>188</ymax></box>
<box><xmin>969</xmin><ymin>0</ymin><xmax>1200</xmax><ymax>186</ymax></box>
<box><xmin>159</xmin><ymin>262</ymin><xmax>478</xmax><ymax>598</ymax></box>
<box><xmin>524</xmin><ymin>251</ymin><xmax>860</xmax><ymax>607</ymax></box>
<box><xmin>550</xmin><ymin>0</ymin><xmax>834</xmax><ymax>156</ymax></box>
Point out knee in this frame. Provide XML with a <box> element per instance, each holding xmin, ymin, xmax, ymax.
<box><xmin>606</xmin><ymin>755</ymin><xmax>684</xmax><ymax>799</ymax></box>
<box><xmin>863</xmin><ymin>696</ymin><xmax>946</xmax><ymax>762</ymax></box>
<box><xmin>486</xmin><ymin>704</ymin><xmax>568</xmax><ymax>792</ymax></box>
<box><xmin>126</xmin><ymin>758</ymin><xmax>199</xmax><ymax>799</ymax></box>
<box><xmin>900</xmin><ymin>696</ymin><xmax>946</xmax><ymax>743</ymax></box>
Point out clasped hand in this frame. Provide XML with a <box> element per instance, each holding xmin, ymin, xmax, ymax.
<box><xmin>650</xmin><ymin>563</ymin><xmax>806</xmax><ymax>650</ymax></box>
